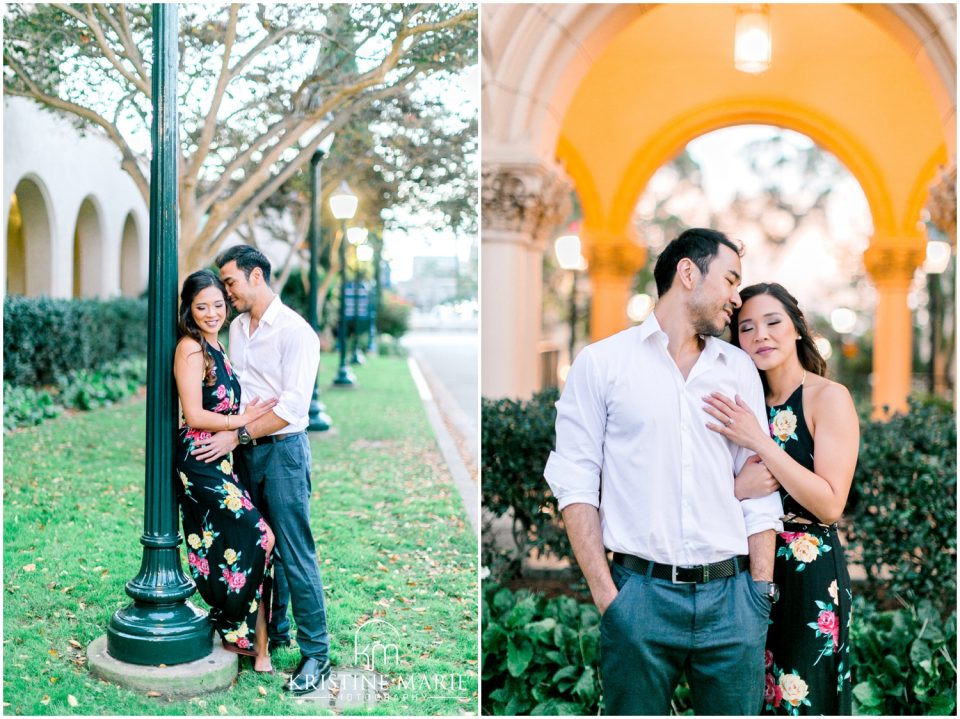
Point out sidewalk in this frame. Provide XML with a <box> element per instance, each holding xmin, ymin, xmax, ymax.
<box><xmin>2</xmin><ymin>354</ymin><xmax>478</xmax><ymax>716</ymax></box>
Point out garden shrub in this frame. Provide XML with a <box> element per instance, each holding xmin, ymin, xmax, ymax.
<box><xmin>851</xmin><ymin>597</ymin><xmax>957</xmax><ymax>715</ymax></box>
<box><xmin>481</xmin><ymin>583</ymin><xmax>693</xmax><ymax>715</ymax></box>
<box><xmin>4</xmin><ymin>296</ymin><xmax>148</xmax><ymax>386</ymax></box>
<box><xmin>482</xmin><ymin>584</ymin><xmax>956</xmax><ymax>716</ymax></box>
<box><xmin>481</xmin><ymin>388</ymin><xmax>568</xmax><ymax>572</ymax></box>
<box><xmin>376</xmin><ymin>290</ymin><xmax>412</xmax><ymax>339</ymax></box>
<box><xmin>2</xmin><ymin>383</ymin><xmax>62</xmax><ymax>430</ymax></box>
<box><xmin>4</xmin><ymin>357</ymin><xmax>147</xmax><ymax>431</ymax></box>
<box><xmin>481</xmin><ymin>583</ymin><xmax>601</xmax><ymax>715</ymax></box>
<box><xmin>845</xmin><ymin>398</ymin><xmax>956</xmax><ymax>611</ymax></box>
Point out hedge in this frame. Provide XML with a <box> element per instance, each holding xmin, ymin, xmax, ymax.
<box><xmin>844</xmin><ymin>398</ymin><xmax>956</xmax><ymax>612</ymax></box>
<box><xmin>481</xmin><ymin>388</ymin><xmax>566</xmax><ymax>574</ymax></box>
<box><xmin>481</xmin><ymin>583</ymin><xmax>957</xmax><ymax>716</ymax></box>
<box><xmin>4</xmin><ymin>296</ymin><xmax>148</xmax><ymax>387</ymax></box>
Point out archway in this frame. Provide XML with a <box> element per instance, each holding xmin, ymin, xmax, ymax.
<box><xmin>6</xmin><ymin>176</ymin><xmax>54</xmax><ymax>296</ymax></box>
<box><xmin>119</xmin><ymin>212</ymin><xmax>142</xmax><ymax>297</ymax></box>
<box><xmin>72</xmin><ymin>197</ymin><xmax>104</xmax><ymax>298</ymax></box>
<box><xmin>481</xmin><ymin>3</ymin><xmax>954</xmax><ymax>415</ymax></box>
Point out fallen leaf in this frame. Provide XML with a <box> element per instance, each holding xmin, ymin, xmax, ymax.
<box><xmin>68</xmin><ymin>640</ymin><xmax>82</xmax><ymax>649</ymax></box>
<box><xmin>423</xmin><ymin>625</ymin><xmax>433</xmax><ymax>631</ymax></box>
<box><xmin>48</xmin><ymin>649</ymin><xmax>59</xmax><ymax>658</ymax></box>
<box><xmin>146</xmin><ymin>691</ymin><xmax>161</xmax><ymax>698</ymax></box>
<box><xmin>257</xmin><ymin>686</ymin><xmax>267</xmax><ymax>697</ymax></box>
<box><xmin>218</xmin><ymin>705</ymin><xmax>227</xmax><ymax>715</ymax></box>
<box><xmin>40</xmin><ymin>695</ymin><xmax>50</xmax><ymax>706</ymax></box>
<box><xmin>67</xmin><ymin>695</ymin><xmax>78</xmax><ymax>707</ymax></box>
<box><xmin>22</xmin><ymin>564</ymin><xmax>35</xmax><ymax>572</ymax></box>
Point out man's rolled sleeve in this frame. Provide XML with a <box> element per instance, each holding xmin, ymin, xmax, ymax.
<box><xmin>543</xmin><ymin>348</ymin><xmax>606</xmax><ymax>510</ymax></box>
<box><xmin>275</xmin><ymin>326</ymin><xmax>320</xmax><ymax>426</ymax></box>
<box><xmin>738</xmin><ymin>359</ymin><xmax>784</xmax><ymax>535</ymax></box>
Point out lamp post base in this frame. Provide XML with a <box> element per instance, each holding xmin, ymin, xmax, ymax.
<box><xmin>308</xmin><ymin>405</ymin><xmax>333</xmax><ymax>431</ymax></box>
<box><xmin>332</xmin><ymin>366</ymin><xmax>357</xmax><ymax>387</ymax></box>
<box><xmin>89</xmin><ymin>634</ymin><xmax>235</xmax><ymax>696</ymax></box>
<box><xmin>107</xmin><ymin>599</ymin><xmax>212</xmax><ymax>666</ymax></box>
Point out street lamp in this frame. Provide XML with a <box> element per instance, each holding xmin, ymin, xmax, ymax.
<box><xmin>330</xmin><ymin>181</ymin><xmax>358</xmax><ymax>387</ymax></box>
<box><xmin>555</xmin><ymin>234</ymin><xmax>587</xmax><ymax>364</ymax></box>
<box><xmin>356</xmin><ymin>242</ymin><xmax>376</xmax><ymax>354</ymax></box>
<box><xmin>734</xmin><ymin>4</ymin><xmax>772</xmax><ymax>75</ymax></box>
<box><xmin>347</xmin><ymin>227</ymin><xmax>368</xmax><ymax>366</ymax></box>
<box><xmin>107</xmin><ymin>3</ymin><xmax>211</xmax><ymax>665</ymax></box>
<box><xmin>306</xmin><ymin>134</ymin><xmax>336</xmax><ymax>431</ymax></box>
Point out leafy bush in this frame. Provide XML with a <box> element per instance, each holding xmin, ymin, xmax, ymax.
<box><xmin>4</xmin><ymin>296</ymin><xmax>148</xmax><ymax>386</ymax></box>
<box><xmin>481</xmin><ymin>583</ymin><xmax>601</xmax><ymax>715</ymax></box>
<box><xmin>376</xmin><ymin>290</ymin><xmax>412</xmax><ymax>339</ymax></box>
<box><xmin>3</xmin><ymin>383</ymin><xmax>62</xmax><ymax>430</ymax></box>
<box><xmin>4</xmin><ymin>358</ymin><xmax>147</xmax><ymax>431</ymax></box>
<box><xmin>481</xmin><ymin>583</ymin><xmax>693</xmax><ymax>715</ymax></box>
<box><xmin>56</xmin><ymin>357</ymin><xmax>148</xmax><ymax>411</ymax></box>
<box><xmin>851</xmin><ymin>597</ymin><xmax>957</xmax><ymax>715</ymax></box>
<box><xmin>481</xmin><ymin>388</ymin><xmax>567</xmax><ymax>574</ymax></box>
<box><xmin>845</xmin><ymin>398</ymin><xmax>956</xmax><ymax>611</ymax></box>
<box><xmin>376</xmin><ymin>334</ymin><xmax>408</xmax><ymax>357</ymax></box>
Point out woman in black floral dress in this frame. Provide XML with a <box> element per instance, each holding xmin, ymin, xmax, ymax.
<box><xmin>174</xmin><ymin>270</ymin><xmax>278</xmax><ymax>673</ymax></box>
<box><xmin>703</xmin><ymin>283</ymin><xmax>859</xmax><ymax>715</ymax></box>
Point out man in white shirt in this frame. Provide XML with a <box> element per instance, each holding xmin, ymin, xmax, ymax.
<box><xmin>193</xmin><ymin>245</ymin><xmax>331</xmax><ymax>693</ymax></box>
<box><xmin>544</xmin><ymin>228</ymin><xmax>783</xmax><ymax>715</ymax></box>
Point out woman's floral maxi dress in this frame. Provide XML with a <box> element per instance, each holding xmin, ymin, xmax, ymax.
<box><xmin>175</xmin><ymin>343</ymin><xmax>272</xmax><ymax>655</ymax></box>
<box><xmin>762</xmin><ymin>384</ymin><xmax>852</xmax><ymax>715</ymax></box>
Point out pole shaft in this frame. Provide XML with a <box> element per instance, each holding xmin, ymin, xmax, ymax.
<box><xmin>108</xmin><ymin>4</ymin><xmax>211</xmax><ymax>666</ymax></box>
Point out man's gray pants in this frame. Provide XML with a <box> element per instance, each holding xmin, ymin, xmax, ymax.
<box><xmin>234</xmin><ymin>433</ymin><xmax>330</xmax><ymax>660</ymax></box>
<box><xmin>600</xmin><ymin>560</ymin><xmax>769</xmax><ymax>715</ymax></box>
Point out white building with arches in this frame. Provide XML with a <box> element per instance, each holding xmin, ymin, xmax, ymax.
<box><xmin>4</xmin><ymin>96</ymin><xmax>148</xmax><ymax>300</ymax></box>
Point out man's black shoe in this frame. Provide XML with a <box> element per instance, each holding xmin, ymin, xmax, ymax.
<box><xmin>268</xmin><ymin>638</ymin><xmax>291</xmax><ymax>653</ymax></box>
<box><xmin>284</xmin><ymin>656</ymin><xmax>332</xmax><ymax>694</ymax></box>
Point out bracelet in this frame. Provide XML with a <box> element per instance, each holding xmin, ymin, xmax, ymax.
<box><xmin>226</xmin><ymin>415</ymin><xmax>232</xmax><ymax>431</ymax></box>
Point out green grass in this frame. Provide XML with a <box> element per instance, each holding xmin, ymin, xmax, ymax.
<box><xmin>3</xmin><ymin>355</ymin><xmax>478</xmax><ymax>715</ymax></box>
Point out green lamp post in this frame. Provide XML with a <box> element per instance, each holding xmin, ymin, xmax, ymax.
<box><xmin>307</xmin><ymin>140</ymin><xmax>335</xmax><ymax>431</ymax></box>
<box><xmin>106</xmin><ymin>3</ymin><xmax>212</xmax><ymax>665</ymax></box>
<box><xmin>347</xmin><ymin>227</ymin><xmax>368</xmax><ymax>366</ymax></box>
<box><xmin>357</xmin><ymin>241</ymin><xmax>376</xmax><ymax>353</ymax></box>
<box><xmin>330</xmin><ymin>181</ymin><xmax>358</xmax><ymax>387</ymax></box>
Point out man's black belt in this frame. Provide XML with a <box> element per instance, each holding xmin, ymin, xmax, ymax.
<box><xmin>249</xmin><ymin>431</ymin><xmax>305</xmax><ymax>446</ymax></box>
<box><xmin>613</xmin><ymin>552</ymin><xmax>749</xmax><ymax>584</ymax></box>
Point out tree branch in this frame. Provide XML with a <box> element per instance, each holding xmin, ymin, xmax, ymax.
<box><xmin>187</xmin><ymin>4</ymin><xmax>239</xmax><ymax>181</ymax></box>
<box><xmin>3</xmin><ymin>52</ymin><xmax>149</xmax><ymax>204</ymax></box>
<box><xmin>49</xmin><ymin>4</ymin><xmax>151</xmax><ymax>96</ymax></box>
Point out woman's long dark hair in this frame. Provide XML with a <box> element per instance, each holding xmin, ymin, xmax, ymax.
<box><xmin>730</xmin><ymin>283</ymin><xmax>827</xmax><ymax>396</ymax></box>
<box><xmin>178</xmin><ymin>269</ymin><xmax>228</xmax><ymax>387</ymax></box>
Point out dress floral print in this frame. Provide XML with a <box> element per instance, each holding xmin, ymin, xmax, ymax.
<box><xmin>762</xmin><ymin>384</ymin><xmax>852</xmax><ymax>715</ymax></box>
<box><xmin>175</xmin><ymin>343</ymin><xmax>273</xmax><ymax>655</ymax></box>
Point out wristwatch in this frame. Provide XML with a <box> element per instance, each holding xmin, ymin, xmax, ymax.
<box><xmin>759</xmin><ymin>581</ymin><xmax>780</xmax><ymax>604</ymax></box>
<box><xmin>237</xmin><ymin>426</ymin><xmax>253</xmax><ymax>445</ymax></box>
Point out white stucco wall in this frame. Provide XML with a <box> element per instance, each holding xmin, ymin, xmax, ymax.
<box><xmin>3</xmin><ymin>96</ymin><xmax>149</xmax><ymax>298</ymax></box>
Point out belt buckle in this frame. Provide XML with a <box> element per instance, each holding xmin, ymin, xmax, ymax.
<box><xmin>671</xmin><ymin>565</ymin><xmax>697</xmax><ymax>584</ymax></box>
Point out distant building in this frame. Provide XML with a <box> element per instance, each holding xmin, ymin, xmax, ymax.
<box><xmin>395</xmin><ymin>255</ymin><xmax>460</xmax><ymax>310</ymax></box>
<box><xmin>4</xmin><ymin>97</ymin><xmax>149</xmax><ymax>298</ymax></box>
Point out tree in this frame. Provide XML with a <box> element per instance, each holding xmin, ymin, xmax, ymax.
<box><xmin>3</xmin><ymin>3</ymin><xmax>478</xmax><ymax>277</ymax></box>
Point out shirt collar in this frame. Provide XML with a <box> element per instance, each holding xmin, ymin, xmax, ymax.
<box><xmin>637</xmin><ymin>312</ymin><xmax>730</xmax><ymax>364</ymax></box>
<box><xmin>237</xmin><ymin>294</ymin><xmax>283</xmax><ymax>330</ymax></box>
<box><xmin>260</xmin><ymin>295</ymin><xmax>283</xmax><ymax>326</ymax></box>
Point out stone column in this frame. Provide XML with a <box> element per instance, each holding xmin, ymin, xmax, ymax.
<box><xmin>481</xmin><ymin>161</ymin><xmax>572</xmax><ymax>399</ymax></box>
<box><xmin>864</xmin><ymin>244</ymin><xmax>924</xmax><ymax>418</ymax></box>
<box><xmin>584</xmin><ymin>230</ymin><xmax>647</xmax><ymax>343</ymax></box>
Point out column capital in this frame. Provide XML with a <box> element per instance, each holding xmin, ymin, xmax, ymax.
<box><xmin>481</xmin><ymin>161</ymin><xmax>572</xmax><ymax>247</ymax></box>
<box><xmin>585</xmin><ymin>239</ymin><xmax>647</xmax><ymax>278</ymax></box>
<box><xmin>864</xmin><ymin>245</ymin><xmax>924</xmax><ymax>287</ymax></box>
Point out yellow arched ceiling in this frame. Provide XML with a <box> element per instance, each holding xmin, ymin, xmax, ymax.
<box><xmin>557</xmin><ymin>3</ymin><xmax>948</xmax><ymax>248</ymax></box>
